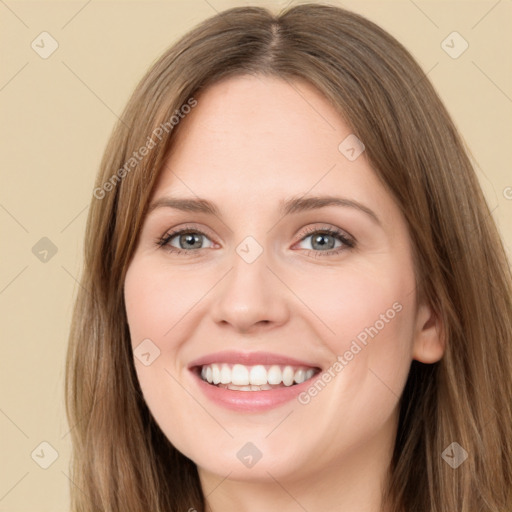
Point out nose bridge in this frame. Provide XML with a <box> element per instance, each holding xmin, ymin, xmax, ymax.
<box><xmin>210</xmin><ymin>235</ymin><xmax>289</xmax><ymax>332</ymax></box>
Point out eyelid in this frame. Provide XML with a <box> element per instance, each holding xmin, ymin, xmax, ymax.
<box><xmin>159</xmin><ymin>223</ymin><xmax>215</xmax><ymax>241</ymax></box>
<box><xmin>296</xmin><ymin>224</ymin><xmax>355</xmax><ymax>242</ymax></box>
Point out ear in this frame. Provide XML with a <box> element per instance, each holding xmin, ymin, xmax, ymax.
<box><xmin>412</xmin><ymin>301</ymin><xmax>445</xmax><ymax>363</ymax></box>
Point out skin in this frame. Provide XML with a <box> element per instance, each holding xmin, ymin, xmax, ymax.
<box><xmin>123</xmin><ymin>74</ymin><xmax>445</xmax><ymax>512</ymax></box>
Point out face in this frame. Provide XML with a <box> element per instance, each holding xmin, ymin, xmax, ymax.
<box><xmin>124</xmin><ymin>75</ymin><xmax>443</xmax><ymax>485</ymax></box>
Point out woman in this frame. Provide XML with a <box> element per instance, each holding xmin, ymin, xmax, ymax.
<box><xmin>64</xmin><ymin>4</ymin><xmax>512</xmax><ymax>511</ymax></box>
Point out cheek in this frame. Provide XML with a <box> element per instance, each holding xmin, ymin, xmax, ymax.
<box><xmin>291</xmin><ymin>269</ymin><xmax>415</xmax><ymax>452</ymax></box>
<box><xmin>294</xmin><ymin>262</ymin><xmax>416</xmax><ymax>401</ymax></box>
<box><xmin>123</xmin><ymin>259</ymin><xmax>207</xmax><ymax>439</ymax></box>
<box><xmin>123</xmin><ymin>260</ymin><xmax>199</xmax><ymax>402</ymax></box>
<box><xmin>300</xmin><ymin>266</ymin><xmax>413</xmax><ymax>350</ymax></box>
<box><xmin>124</xmin><ymin>259</ymin><xmax>204</xmax><ymax>345</ymax></box>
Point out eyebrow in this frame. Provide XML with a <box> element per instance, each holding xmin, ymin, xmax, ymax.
<box><xmin>147</xmin><ymin>195</ymin><xmax>381</xmax><ymax>225</ymax></box>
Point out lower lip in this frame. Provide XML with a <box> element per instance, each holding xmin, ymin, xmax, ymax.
<box><xmin>191</xmin><ymin>370</ymin><xmax>317</xmax><ymax>412</ymax></box>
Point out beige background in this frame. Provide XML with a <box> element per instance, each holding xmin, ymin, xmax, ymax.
<box><xmin>0</xmin><ymin>0</ymin><xmax>510</xmax><ymax>510</ymax></box>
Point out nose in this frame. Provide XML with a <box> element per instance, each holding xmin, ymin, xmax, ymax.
<box><xmin>209</xmin><ymin>247</ymin><xmax>290</xmax><ymax>334</ymax></box>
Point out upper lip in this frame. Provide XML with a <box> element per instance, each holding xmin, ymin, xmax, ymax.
<box><xmin>188</xmin><ymin>350</ymin><xmax>322</xmax><ymax>370</ymax></box>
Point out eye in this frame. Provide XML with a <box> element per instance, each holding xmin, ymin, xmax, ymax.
<box><xmin>294</xmin><ymin>225</ymin><xmax>355</xmax><ymax>257</ymax></box>
<box><xmin>156</xmin><ymin>224</ymin><xmax>355</xmax><ymax>258</ymax></box>
<box><xmin>157</xmin><ymin>226</ymin><xmax>215</xmax><ymax>256</ymax></box>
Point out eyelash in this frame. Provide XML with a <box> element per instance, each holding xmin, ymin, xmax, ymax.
<box><xmin>155</xmin><ymin>224</ymin><xmax>356</xmax><ymax>258</ymax></box>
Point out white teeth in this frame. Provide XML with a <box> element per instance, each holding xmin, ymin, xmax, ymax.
<box><xmin>252</xmin><ymin>384</ymin><xmax>272</xmax><ymax>391</ymax></box>
<box><xmin>229</xmin><ymin>385</ymin><xmax>251</xmax><ymax>391</ymax></box>
<box><xmin>294</xmin><ymin>369</ymin><xmax>306</xmax><ymax>384</ymax></box>
<box><xmin>224</xmin><ymin>383</ymin><xmax>273</xmax><ymax>391</ymax></box>
<box><xmin>267</xmin><ymin>365</ymin><xmax>282</xmax><ymax>385</ymax></box>
<box><xmin>231</xmin><ymin>364</ymin><xmax>249</xmax><ymax>385</ymax></box>
<box><xmin>199</xmin><ymin>362</ymin><xmax>318</xmax><ymax>387</ymax></box>
<box><xmin>220</xmin><ymin>364</ymin><xmax>231</xmax><ymax>384</ymax></box>
<box><xmin>212</xmin><ymin>364</ymin><xmax>221</xmax><ymax>384</ymax></box>
<box><xmin>249</xmin><ymin>365</ymin><xmax>267</xmax><ymax>385</ymax></box>
<box><xmin>282</xmin><ymin>366</ymin><xmax>294</xmax><ymax>386</ymax></box>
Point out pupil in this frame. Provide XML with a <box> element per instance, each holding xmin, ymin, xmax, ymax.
<box><xmin>181</xmin><ymin>233</ymin><xmax>202</xmax><ymax>249</ymax></box>
<box><xmin>312</xmin><ymin>233</ymin><xmax>334</xmax><ymax>250</ymax></box>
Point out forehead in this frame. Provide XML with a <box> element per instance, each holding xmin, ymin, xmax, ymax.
<box><xmin>151</xmin><ymin>74</ymin><xmax>387</xmax><ymax>218</ymax></box>
<box><xmin>172</xmin><ymin>74</ymin><xmax>344</xmax><ymax>155</ymax></box>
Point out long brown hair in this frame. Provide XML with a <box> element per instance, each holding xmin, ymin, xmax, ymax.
<box><xmin>64</xmin><ymin>3</ymin><xmax>512</xmax><ymax>511</ymax></box>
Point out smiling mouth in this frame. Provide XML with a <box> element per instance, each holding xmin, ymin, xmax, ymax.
<box><xmin>196</xmin><ymin>363</ymin><xmax>321</xmax><ymax>391</ymax></box>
